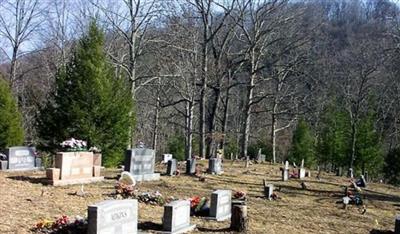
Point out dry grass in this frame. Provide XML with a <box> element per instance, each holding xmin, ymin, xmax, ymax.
<box><xmin>0</xmin><ymin>161</ymin><xmax>399</xmax><ymax>234</ymax></box>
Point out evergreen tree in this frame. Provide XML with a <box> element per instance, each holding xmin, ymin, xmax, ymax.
<box><xmin>0</xmin><ymin>78</ymin><xmax>24</xmax><ymax>148</ymax></box>
<box><xmin>37</xmin><ymin>21</ymin><xmax>133</xmax><ymax>167</ymax></box>
<box><xmin>317</xmin><ymin>103</ymin><xmax>350</xmax><ymax>168</ymax></box>
<box><xmin>289</xmin><ymin>119</ymin><xmax>316</xmax><ymax>167</ymax></box>
<box><xmin>355</xmin><ymin>112</ymin><xmax>383</xmax><ymax>176</ymax></box>
<box><xmin>167</xmin><ymin>134</ymin><xmax>185</xmax><ymax>161</ymax></box>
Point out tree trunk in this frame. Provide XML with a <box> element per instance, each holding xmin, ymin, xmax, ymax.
<box><xmin>271</xmin><ymin>110</ymin><xmax>277</xmax><ymax>164</ymax></box>
<box><xmin>220</xmin><ymin>71</ymin><xmax>232</xmax><ymax>151</ymax></box>
<box><xmin>206</xmin><ymin>88</ymin><xmax>221</xmax><ymax>158</ymax></box>
<box><xmin>241</xmin><ymin>49</ymin><xmax>256</xmax><ymax>158</ymax></box>
<box><xmin>230</xmin><ymin>205</ymin><xmax>248</xmax><ymax>232</ymax></box>
<box><xmin>9</xmin><ymin>44</ymin><xmax>19</xmax><ymax>95</ymax></box>
<box><xmin>185</xmin><ymin>101</ymin><xmax>194</xmax><ymax>160</ymax></box>
<box><xmin>199</xmin><ymin>31</ymin><xmax>208</xmax><ymax>159</ymax></box>
<box><xmin>152</xmin><ymin>96</ymin><xmax>160</xmax><ymax>150</ymax></box>
<box><xmin>350</xmin><ymin>121</ymin><xmax>357</xmax><ymax>169</ymax></box>
<box><xmin>128</xmin><ymin>0</ymin><xmax>137</xmax><ymax>149</ymax></box>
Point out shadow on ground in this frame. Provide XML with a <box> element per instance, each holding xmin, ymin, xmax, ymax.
<box><xmin>370</xmin><ymin>229</ymin><xmax>393</xmax><ymax>234</ymax></box>
<box><xmin>138</xmin><ymin>221</ymin><xmax>163</xmax><ymax>231</ymax></box>
<box><xmin>7</xmin><ymin>175</ymin><xmax>48</xmax><ymax>185</ymax></box>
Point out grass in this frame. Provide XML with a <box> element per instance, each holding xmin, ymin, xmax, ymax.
<box><xmin>0</xmin><ymin>160</ymin><xmax>399</xmax><ymax>233</ymax></box>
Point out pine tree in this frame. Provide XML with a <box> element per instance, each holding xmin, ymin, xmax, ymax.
<box><xmin>317</xmin><ymin>103</ymin><xmax>351</xmax><ymax>168</ymax></box>
<box><xmin>355</xmin><ymin>112</ymin><xmax>383</xmax><ymax>176</ymax></box>
<box><xmin>37</xmin><ymin>21</ymin><xmax>133</xmax><ymax>167</ymax></box>
<box><xmin>289</xmin><ymin>119</ymin><xmax>316</xmax><ymax>167</ymax></box>
<box><xmin>0</xmin><ymin>77</ymin><xmax>24</xmax><ymax>148</ymax></box>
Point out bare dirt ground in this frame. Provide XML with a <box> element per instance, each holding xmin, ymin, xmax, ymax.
<box><xmin>0</xmin><ymin>160</ymin><xmax>399</xmax><ymax>234</ymax></box>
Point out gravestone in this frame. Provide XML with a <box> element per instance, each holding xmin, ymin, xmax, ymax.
<box><xmin>124</xmin><ymin>148</ymin><xmax>160</xmax><ymax>181</ymax></box>
<box><xmin>336</xmin><ymin>167</ymin><xmax>343</xmax><ymax>176</ymax></box>
<box><xmin>264</xmin><ymin>183</ymin><xmax>274</xmax><ymax>200</ymax></box>
<box><xmin>47</xmin><ymin>151</ymin><xmax>104</xmax><ymax>186</ymax></box>
<box><xmin>88</xmin><ymin>199</ymin><xmax>138</xmax><ymax>234</ymax></box>
<box><xmin>167</xmin><ymin>159</ymin><xmax>177</xmax><ymax>176</ymax></box>
<box><xmin>259</xmin><ymin>154</ymin><xmax>266</xmax><ymax>162</ymax></box>
<box><xmin>298</xmin><ymin>168</ymin><xmax>306</xmax><ymax>179</ymax></box>
<box><xmin>0</xmin><ymin>146</ymin><xmax>41</xmax><ymax>171</ymax></box>
<box><xmin>186</xmin><ymin>158</ymin><xmax>196</xmax><ymax>174</ymax></box>
<box><xmin>209</xmin><ymin>190</ymin><xmax>232</xmax><ymax>221</ymax></box>
<box><xmin>395</xmin><ymin>215</ymin><xmax>400</xmax><ymax>234</ymax></box>
<box><xmin>282</xmin><ymin>161</ymin><xmax>289</xmax><ymax>181</ymax></box>
<box><xmin>256</xmin><ymin>149</ymin><xmax>262</xmax><ymax>162</ymax></box>
<box><xmin>163</xmin><ymin>154</ymin><xmax>173</xmax><ymax>163</ymax></box>
<box><xmin>162</xmin><ymin>200</ymin><xmax>196</xmax><ymax>234</ymax></box>
<box><xmin>208</xmin><ymin>158</ymin><xmax>222</xmax><ymax>175</ymax></box>
<box><xmin>282</xmin><ymin>169</ymin><xmax>289</xmax><ymax>181</ymax></box>
<box><xmin>348</xmin><ymin>168</ymin><xmax>354</xmax><ymax>178</ymax></box>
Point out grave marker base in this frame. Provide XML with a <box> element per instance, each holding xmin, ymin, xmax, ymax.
<box><xmin>49</xmin><ymin>176</ymin><xmax>104</xmax><ymax>186</ymax></box>
<box><xmin>204</xmin><ymin>214</ymin><xmax>232</xmax><ymax>221</ymax></box>
<box><xmin>1</xmin><ymin>166</ymin><xmax>43</xmax><ymax>172</ymax></box>
<box><xmin>132</xmin><ymin>173</ymin><xmax>160</xmax><ymax>182</ymax></box>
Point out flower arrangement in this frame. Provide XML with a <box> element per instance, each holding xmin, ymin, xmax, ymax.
<box><xmin>115</xmin><ymin>181</ymin><xmax>137</xmax><ymax>198</ymax></box>
<box><xmin>136</xmin><ymin>191</ymin><xmax>166</xmax><ymax>206</ymax></box>
<box><xmin>89</xmin><ymin>146</ymin><xmax>101</xmax><ymax>153</ymax></box>
<box><xmin>189</xmin><ymin>196</ymin><xmax>209</xmax><ymax>216</ymax></box>
<box><xmin>33</xmin><ymin>215</ymin><xmax>87</xmax><ymax>233</ymax></box>
<box><xmin>114</xmin><ymin>182</ymin><xmax>167</xmax><ymax>206</ymax></box>
<box><xmin>60</xmin><ymin>138</ymin><xmax>87</xmax><ymax>152</ymax></box>
<box><xmin>233</xmin><ymin>190</ymin><xmax>247</xmax><ymax>200</ymax></box>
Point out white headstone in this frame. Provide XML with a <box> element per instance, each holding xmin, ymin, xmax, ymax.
<box><xmin>209</xmin><ymin>190</ymin><xmax>231</xmax><ymax>221</ymax></box>
<box><xmin>162</xmin><ymin>200</ymin><xmax>196</xmax><ymax>234</ymax></box>
<box><xmin>88</xmin><ymin>199</ymin><xmax>138</xmax><ymax>234</ymax></box>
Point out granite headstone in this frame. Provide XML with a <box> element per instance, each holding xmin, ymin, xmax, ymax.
<box><xmin>162</xmin><ymin>200</ymin><xmax>196</xmax><ymax>234</ymax></box>
<box><xmin>124</xmin><ymin>148</ymin><xmax>160</xmax><ymax>181</ymax></box>
<box><xmin>88</xmin><ymin>199</ymin><xmax>138</xmax><ymax>234</ymax></box>
<box><xmin>209</xmin><ymin>190</ymin><xmax>232</xmax><ymax>221</ymax></box>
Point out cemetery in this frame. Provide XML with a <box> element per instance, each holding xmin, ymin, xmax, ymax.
<box><xmin>2</xmin><ymin>0</ymin><xmax>400</xmax><ymax>233</ymax></box>
<box><xmin>1</xmin><ymin>159</ymin><xmax>400</xmax><ymax>233</ymax></box>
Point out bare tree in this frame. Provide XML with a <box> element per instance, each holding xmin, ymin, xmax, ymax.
<box><xmin>91</xmin><ymin>0</ymin><xmax>163</xmax><ymax>147</ymax></box>
<box><xmin>0</xmin><ymin>0</ymin><xmax>41</xmax><ymax>93</ymax></box>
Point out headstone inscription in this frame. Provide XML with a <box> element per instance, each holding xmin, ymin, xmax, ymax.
<box><xmin>162</xmin><ymin>200</ymin><xmax>196</xmax><ymax>234</ymax></box>
<box><xmin>0</xmin><ymin>146</ymin><xmax>41</xmax><ymax>171</ymax></box>
<box><xmin>167</xmin><ymin>159</ymin><xmax>177</xmax><ymax>176</ymax></box>
<box><xmin>88</xmin><ymin>199</ymin><xmax>138</xmax><ymax>234</ymax></box>
<box><xmin>124</xmin><ymin>148</ymin><xmax>160</xmax><ymax>181</ymax></box>
<box><xmin>209</xmin><ymin>190</ymin><xmax>232</xmax><ymax>221</ymax></box>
